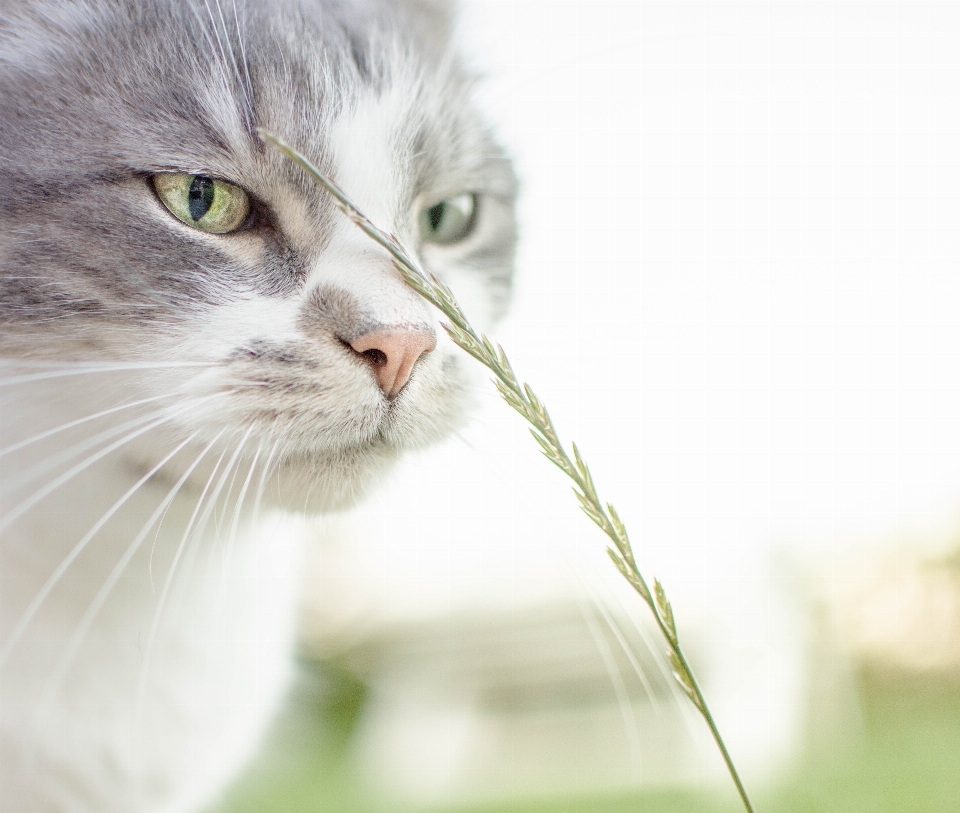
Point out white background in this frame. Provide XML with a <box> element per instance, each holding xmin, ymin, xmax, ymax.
<box><xmin>327</xmin><ymin>0</ymin><xmax>960</xmax><ymax>628</ymax></box>
<box><xmin>311</xmin><ymin>1</ymin><xmax>960</xmax><ymax>794</ymax></box>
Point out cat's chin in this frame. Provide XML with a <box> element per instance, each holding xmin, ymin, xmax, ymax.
<box><xmin>263</xmin><ymin>401</ymin><xmax>469</xmax><ymax>513</ymax></box>
<box><xmin>264</xmin><ymin>441</ymin><xmax>402</xmax><ymax>513</ymax></box>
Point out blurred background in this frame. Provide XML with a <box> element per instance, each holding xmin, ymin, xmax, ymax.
<box><xmin>214</xmin><ymin>2</ymin><xmax>960</xmax><ymax>811</ymax></box>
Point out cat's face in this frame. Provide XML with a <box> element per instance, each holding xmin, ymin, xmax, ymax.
<box><xmin>0</xmin><ymin>0</ymin><xmax>517</xmax><ymax>508</ymax></box>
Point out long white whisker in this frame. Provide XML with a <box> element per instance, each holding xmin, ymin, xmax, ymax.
<box><xmin>188</xmin><ymin>431</ymin><xmax>259</xmax><ymax>618</ymax></box>
<box><xmin>248</xmin><ymin>436</ymin><xmax>281</xmax><ymax>535</ymax></box>
<box><xmin>221</xmin><ymin>432</ymin><xmax>263</xmax><ymax>551</ymax></box>
<box><xmin>598</xmin><ymin>563</ymin><xmax>705</xmax><ymax>743</ymax></box>
<box><xmin>575</xmin><ymin>568</ymin><xmax>659</xmax><ymax>711</ymax></box>
<box><xmin>0</xmin><ymin>393</ymin><xmax>228</xmax><ymax>533</ymax></box>
<box><xmin>212</xmin><ymin>0</ymin><xmax>253</xmax><ymax>128</ymax></box>
<box><xmin>230</xmin><ymin>0</ymin><xmax>254</xmax><ymax>111</ymax></box>
<box><xmin>225</xmin><ymin>441</ymin><xmax>261</xmax><ymax>560</ymax></box>
<box><xmin>137</xmin><ymin>430</ymin><xmax>255</xmax><ymax>720</ymax></box>
<box><xmin>203</xmin><ymin>432</ymin><xmax>253</xmax><ymax>575</ymax></box>
<box><xmin>572</xmin><ymin>585</ymin><xmax>643</xmax><ymax>782</ymax></box>
<box><xmin>33</xmin><ymin>434</ymin><xmax>216</xmax><ymax>725</ymax></box>
<box><xmin>198</xmin><ymin>0</ymin><xmax>243</xmax><ymax>123</ymax></box>
<box><xmin>0</xmin><ymin>361</ymin><xmax>214</xmax><ymax>387</ymax></box>
<box><xmin>146</xmin><ymin>429</ymin><xmax>228</xmax><ymax>590</ymax></box>
<box><xmin>183</xmin><ymin>0</ymin><xmax>228</xmax><ymax>85</ymax></box>
<box><xmin>201</xmin><ymin>0</ymin><xmax>229</xmax><ymax>65</ymax></box>
<box><xmin>214</xmin><ymin>425</ymin><xmax>255</xmax><ymax>536</ymax></box>
<box><xmin>0</xmin><ymin>393</ymin><xmax>177</xmax><ymax>458</ymax></box>
<box><xmin>203</xmin><ymin>441</ymin><xmax>270</xmax><ymax>692</ymax></box>
<box><xmin>148</xmin><ymin>441</ymin><xmax>230</xmax><ymax>593</ymax></box>
<box><xmin>0</xmin><ymin>432</ymin><xmax>199</xmax><ymax>668</ymax></box>
<box><xmin>3</xmin><ymin>408</ymin><xmax>177</xmax><ymax>496</ymax></box>
<box><xmin>572</xmin><ymin>534</ymin><xmax>704</xmax><ymax>736</ymax></box>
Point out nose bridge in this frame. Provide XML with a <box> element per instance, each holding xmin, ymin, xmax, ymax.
<box><xmin>300</xmin><ymin>234</ymin><xmax>438</xmax><ymax>397</ymax></box>
<box><xmin>306</xmin><ymin>232</ymin><xmax>434</xmax><ymax>334</ymax></box>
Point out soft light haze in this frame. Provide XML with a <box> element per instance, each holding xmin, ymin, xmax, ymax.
<box><xmin>308</xmin><ymin>1</ymin><xmax>960</xmax><ymax>804</ymax></box>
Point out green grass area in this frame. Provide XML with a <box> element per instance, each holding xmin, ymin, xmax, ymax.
<box><xmin>214</xmin><ymin>664</ymin><xmax>960</xmax><ymax>813</ymax></box>
<box><xmin>773</xmin><ymin>670</ymin><xmax>960</xmax><ymax>813</ymax></box>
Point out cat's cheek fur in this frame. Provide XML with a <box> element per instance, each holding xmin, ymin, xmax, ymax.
<box><xmin>130</xmin><ymin>303</ymin><xmax>470</xmax><ymax>513</ymax></box>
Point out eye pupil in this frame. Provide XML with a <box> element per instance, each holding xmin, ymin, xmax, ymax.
<box><xmin>418</xmin><ymin>193</ymin><xmax>476</xmax><ymax>245</ymax></box>
<box><xmin>188</xmin><ymin>176</ymin><xmax>216</xmax><ymax>221</ymax></box>
<box><xmin>428</xmin><ymin>202</ymin><xmax>445</xmax><ymax>231</ymax></box>
<box><xmin>153</xmin><ymin>173</ymin><xmax>249</xmax><ymax>234</ymax></box>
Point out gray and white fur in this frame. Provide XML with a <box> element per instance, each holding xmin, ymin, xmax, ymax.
<box><xmin>0</xmin><ymin>1</ymin><xmax>517</xmax><ymax>810</ymax></box>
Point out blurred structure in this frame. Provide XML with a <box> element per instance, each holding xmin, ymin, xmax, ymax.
<box><xmin>291</xmin><ymin>0</ymin><xmax>960</xmax><ymax>808</ymax></box>
<box><xmin>822</xmin><ymin>538</ymin><xmax>960</xmax><ymax>676</ymax></box>
<box><xmin>296</xmin><ymin>508</ymin><xmax>960</xmax><ymax>809</ymax></box>
<box><xmin>297</xmin><ymin>455</ymin><xmax>812</xmax><ymax>809</ymax></box>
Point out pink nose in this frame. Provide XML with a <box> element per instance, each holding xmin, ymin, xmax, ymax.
<box><xmin>348</xmin><ymin>328</ymin><xmax>437</xmax><ymax>397</ymax></box>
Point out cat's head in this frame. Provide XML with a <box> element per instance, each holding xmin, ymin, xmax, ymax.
<box><xmin>0</xmin><ymin>0</ymin><xmax>517</xmax><ymax>509</ymax></box>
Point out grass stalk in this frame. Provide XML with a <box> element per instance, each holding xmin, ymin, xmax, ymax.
<box><xmin>260</xmin><ymin>129</ymin><xmax>756</xmax><ymax>813</ymax></box>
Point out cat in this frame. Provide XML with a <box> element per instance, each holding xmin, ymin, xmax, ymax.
<box><xmin>0</xmin><ymin>1</ymin><xmax>517</xmax><ymax>810</ymax></box>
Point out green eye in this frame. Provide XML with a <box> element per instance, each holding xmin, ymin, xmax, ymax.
<box><xmin>152</xmin><ymin>173</ymin><xmax>250</xmax><ymax>234</ymax></box>
<box><xmin>418</xmin><ymin>193</ymin><xmax>476</xmax><ymax>245</ymax></box>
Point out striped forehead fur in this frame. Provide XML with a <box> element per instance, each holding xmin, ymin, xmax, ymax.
<box><xmin>0</xmin><ymin>0</ymin><xmax>518</xmax><ymax>501</ymax></box>
<box><xmin>0</xmin><ymin>0</ymin><xmax>509</xmax><ymax>322</ymax></box>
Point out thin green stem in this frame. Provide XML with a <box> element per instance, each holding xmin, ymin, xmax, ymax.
<box><xmin>259</xmin><ymin>129</ymin><xmax>756</xmax><ymax>813</ymax></box>
<box><xmin>672</xmin><ymin>645</ymin><xmax>755</xmax><ymax>813</ymax></box>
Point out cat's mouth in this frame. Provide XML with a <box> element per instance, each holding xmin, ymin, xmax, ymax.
<box><xmin>125</xmin><ymin>382</ymin><xmax>429</xmax><ymax>514</ymax></box>
<box><xmin>129</xmin><ymin>332</ymin><xmax>469</xmax><ymax>513</ymax></box>
<box><xmin>192</xmin><ymin>339</ymin><xmax>465</xmax><ymax>452</ymax></box>
<box><xmin>226</xmin><ymin>376</ymin><xmax>459</xmax><ymax>512</ymax></box>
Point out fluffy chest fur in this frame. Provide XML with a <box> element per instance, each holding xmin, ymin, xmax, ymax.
<box><xmin>0</xmin><ymin>1</ymin><xmax>516</xmax><ymax>810</ymax></box>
